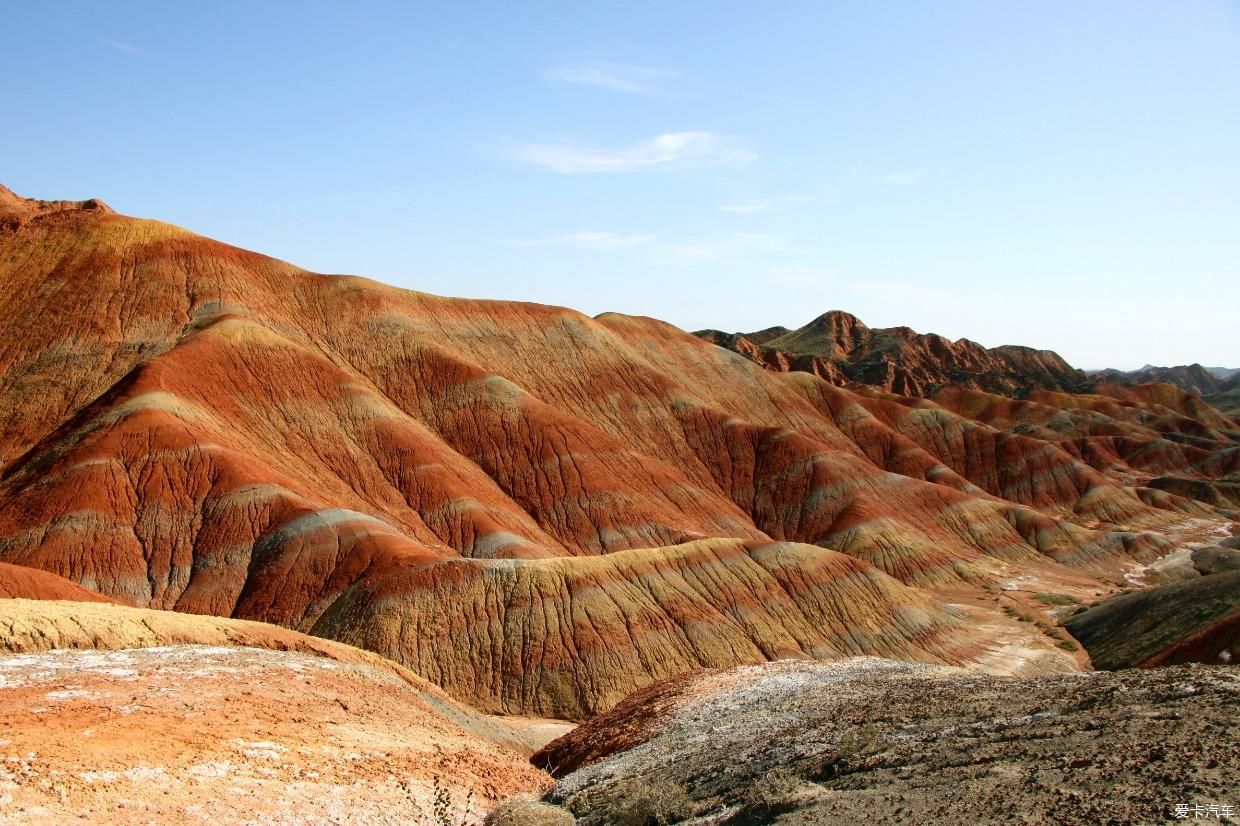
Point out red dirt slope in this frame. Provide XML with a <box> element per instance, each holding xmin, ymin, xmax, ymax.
<box><xmin>0</xmin><ymin>599</ymin><xmax>549</xmax><ymax>824</ymax></box>
<box><xmin>0</xmin><ymin>186</ymin><xmax>1234</xmax><ymax>717</ymax></box>
<box><xmin>0</xmin><ymin>563</ymin><xmax>116</xmax><ymax>603</ymax></box>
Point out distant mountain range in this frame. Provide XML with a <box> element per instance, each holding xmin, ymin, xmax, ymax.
<box><xmin>695</xmin><ymin>315</ymin><xmax>1239</xmax><ymax>419</ymax></box>
<box><xmin>696</xmin><ymin>311</ymin><xmax>1092</xmax><ymax>397</ymax></box>
<box><xmin>1088</xmin><ymin>364</ymin><xmax>1240</xmax><ymax>416</ymax></box>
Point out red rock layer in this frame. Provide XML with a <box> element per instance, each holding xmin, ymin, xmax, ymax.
<box><xmin>0</xmin><ymin>187</ymin><xmax>1234</xmax><ymax>714</ymax></box>
<box><xmin>697</xmin><ymin>310</ymin><xmax>1091</xmax><ymax>397</ymax></box>
<box><xmin>698</xmin><ymin>317</ymin><xmax>1239</xmax><ymax>504</ymax></box>
<box><xmin>312</xmin><ymin>537</ymin><xmax>966</xmax><ymax>718</ymax></box>
<box><xmin>0</xmin><ymin>562</ymin><xmax>116</xmax><ymax>602</ymax></box>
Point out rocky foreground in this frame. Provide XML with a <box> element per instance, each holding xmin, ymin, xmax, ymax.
<box><xmin>0</xmin><ymin>600</ymin><xmax>550</xmax><ymax>825</ymax></box>
<box><xmin>531</xmin><ymin>658</ymin><xmax>1239</xmax><ymax>825</ymax></box>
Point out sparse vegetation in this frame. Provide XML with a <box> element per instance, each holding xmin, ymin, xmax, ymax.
<box><xmin>839</xmin><ymin>724</ymin><xmax>884</xmax><ymax>757</ymax></box>
<box><xmin>484</xmin><ymin>796</ymin><xmax>575</xmax><ymax>826</ymax></box>
<box><xmin>1000</xmin><ymin>603</ymin><xmax>1037</xmax><ymax>623</ymax></box>
<box><xmin>1046</xmin><ymin>625</ymin><xmax>1076</xmax><ymax>644</ymax></box>
<box><xmin>729</xmin><ymin>768</ymin><xmax>815</xmax><ymax>824</ymax></box>
<box><xmin>609</xmin><ymin>776</ymin><xmax>695</xmax><ymax>825</ymax></box>
<box><xmin>1056</xmin><ymin>639</ymin><xmax>1079</xmax><ymax>652</ymax></box>
<box><xmin>1033</xmin><ymin>592</ymin><xmax>1080</xmax><ymax>606</ymax></box>
<box><xmin>811</xmin><ymin>724</ymin><xmax>887</xmax><ymax>781</ymax></box>
<box><xmin>430</xmin><ymin>751</ymin><xmax>477</xmax><ymax>826</ymax></box>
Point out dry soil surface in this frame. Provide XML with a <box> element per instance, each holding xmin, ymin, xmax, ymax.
<box><xmin>537</xmin><ymin>657</ymin><xmax>1239</xmax><ymax>825</ymax></box>
<box><xmin>0</xmin><ymin>601</ymin><xmax>552</xmax><ymax>825</ymax></box>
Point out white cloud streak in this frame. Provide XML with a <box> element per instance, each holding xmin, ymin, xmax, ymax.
<box><xmin>98</xmin><ymin>37</ymin><xmax>142</xmax><ymax>56</ymax></box>
<box><xmin>649</xmin><ymin>232</ymin><xmax>791</xmax><ymax>263</ymax></box>
<box><xmin>718</xmin><ymin>194</ymin><xmax>822</xmax><ymax>214</ymax></box>
<box><xmin>512</xmin><ymin>131</ymin><xmax>757</xmax><ymax>174</ymax></box>
<box><xmin>542</xmin><ymin>63</ymin><xmax>676</xmax><ymax>96</ymax></box>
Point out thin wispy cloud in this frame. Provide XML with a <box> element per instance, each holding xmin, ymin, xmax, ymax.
<box><xmin>512</xmin><ymin>131</ymin><xmax>757</xmax><ymax>174</ymax></box>
<box><xmin>97</xmin><ymin>37</ymin><xmax>143</xmax><ymax>56</ymax></box>
<box><xmin>542</xmin><ymin>63</ymin><xmax>676</xmax><ymax>96</ymax></box>
<box><xmin>649</xmin><ymin>232</ymin><xmax>791</xmax><ymax>263</ymax></box>
<box><xmin>876</xmin><ymin>169</ymin><xmax>925</xmax><ymax>185</ymax></box>
<box><xmin>718</xmin><ymin>200</ymin><xmax>774</xmax><ymax>214</ymax></box>
<box><xmin>509</xmin><ymin>231</ymin><xmax>657</xmax><ymax>251</ymax></box>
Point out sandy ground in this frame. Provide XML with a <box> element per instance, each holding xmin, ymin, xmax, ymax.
<box><xmin>0</xmin><ymin>645</ymin><xmax>549</xmax><ymax>825</ymax></box>
<box><xmin>486</xmin><ymin>716</ymin><xmax>576</xmax><ymax>753</ymax></box>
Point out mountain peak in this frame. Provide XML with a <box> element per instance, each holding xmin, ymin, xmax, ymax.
<box><xmin>806</xmin><ymin>309</ymin><xmax>867</xmax><ymax>331</ymax></box>
<box><xmin>0</xmin><ymin>184</ymin><xmax>113</xmax><ymax>229</ymax></box>
<box><xmin>701</xmin><ymin>309</ymin><xmax>1087</xmax><ymax>397</ymax></box>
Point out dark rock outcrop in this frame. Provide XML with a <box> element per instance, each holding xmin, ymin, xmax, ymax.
<box><xmin>1065</xmin><ymin>571</ymin><xmax>1240</xmax><ymax>668</ymax></box>
<box><xmin>533</xmin><ymin>658</ymin><xmax>1240</xmax><ymax>825</ymax></box>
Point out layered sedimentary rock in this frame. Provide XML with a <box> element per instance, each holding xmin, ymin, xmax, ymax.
<box><xmin>698</xmin><ymin>310</ymin><xmax>1092</xmax><ymax>397</ymax></box>
<box><xmin>698</xmin><ymin>314</ymin><xmax>1240</xmax><ymax>494</ymax></box>
<box><xmin>0</xmin><ymin>185</ymin><xmax>1235</xmax><ymax>715</ymax></box>
<box><xmin>925</xmin><ymin>384</ymin><xmax>1240</xmax><ymax>509</ymax></box>
<box><xmin>311</xmin><ymin>538</ymin><xmax>967</xmax><ymax>717</ymax></box>
<box><xmin>0</xmin><ymin>599</ymin><xmax>549</xmax><ymax>824</ymax></box>
<box><xmin>0</xmin><ymin>184</ymin><xmax>113</xmax><ymax>230</ymax></box>
<box><xmin>1064</xmin><ymin>571</ymin><xmax>1240</xmax><ymax>669</ymax></box>
<box><xmin>1204</xmin><ymin>378</ymin><xmax>1240</xmax><ymax>419</ymax></box>
<box><xmin>0</xmin><ymin>562</ymin><xmax>116</xmax><ymax>602</ymax></box>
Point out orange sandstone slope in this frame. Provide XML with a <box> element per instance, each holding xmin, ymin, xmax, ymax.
<box><xmin>0</xmin><ymin>186</ymin><xmax>1235</xmax><ymax>717</ymax></box>
<box><xmin>701</xmin><ymin>309</ymin><xmax>1239</xmax><ymax>512</ymax></box>
<box><xmin>0</xmin><ymin>562</ymin><xmax>117</xmax><ymax>603</ymax></box>
<box><xmin>0</xmin><ymin>599</ymin><xmax>549</xmax><ymax>824</ymax></box>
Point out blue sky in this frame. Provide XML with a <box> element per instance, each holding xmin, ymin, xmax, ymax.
<box><xmin>4</xmin><ymin>1</ymin><xmax>1238</xmax><ymax>368</ymax></box>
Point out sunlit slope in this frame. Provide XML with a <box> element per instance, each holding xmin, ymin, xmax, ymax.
<box><xmin>0</xmin><ymin>186</ymin><xmax>1233</xmax><ymax>714</ymax></box>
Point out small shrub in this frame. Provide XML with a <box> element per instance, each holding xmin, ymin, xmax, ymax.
<box><xmin>611</xmin><ymin>776</ymin><xmax>695</xmax><ymax>825</ymax></box>
<box><xmin>811</xmin><ymin>724</ymin><xmax>886</xmax><ymax>781</ymax></box>
<box><xmin>838</xmin><ymin>724</ymin><xmax>882</xmax><ymax>758</ymax></box>
<box><xmin>1056</xmin><ymin>639</ymin><xmax>1079</xmax><ymax>652</ymax></box>
<box><xmin>484</xmin><ymin>796</ymin><xmax>575</xmax><ymax>826</ymax></box>
<box><xmin>732</xmin><ymin>768</ymin><xmax>813</xmax><ymax>823</ymax></box>
<box><xmin>427</xmin><ymin>749</ymin><xmax>477</xmax><ymax>826</ymax></box>
<box><xmin>1032</xmin><ymin>592</ymin><xmax>1080</xmax><ymax>606</ymax></box>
